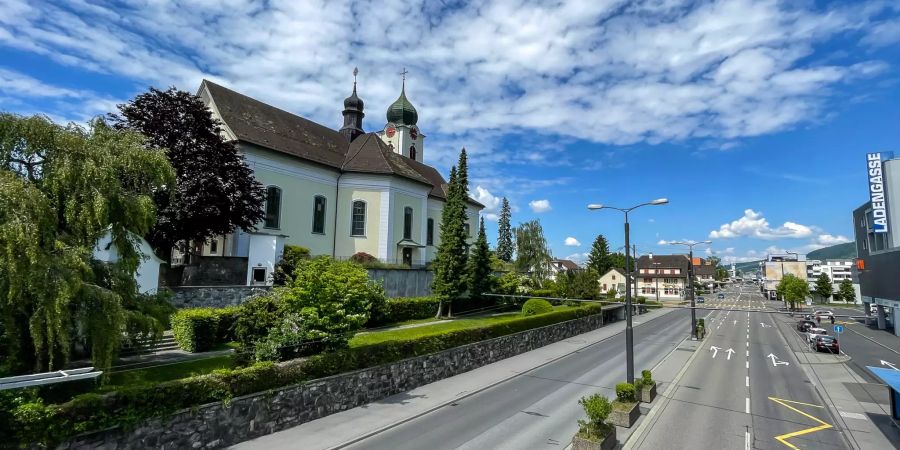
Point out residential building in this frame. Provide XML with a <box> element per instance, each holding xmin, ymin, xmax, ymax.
<box><xmin>806</xmin><ymin>259</ymin><xmax>860</xmax><ymax>303</ymax></box>
<box><xmin>692</xmin><ymin>258</ymin><xmax>717</xmax><ymax>289</ymax></box>
<box><xmin>853</xmin><ymin>151</ymin><xmax>900</xmax><ymax>336</ymax></box>
<box><xmin>598</xmin><ymin>268</ymin><xmax>628</xmax><ymax>296</ymax></box>
<box><xmin>175</xmin><ymin>75</ymin><xmax>482</xmax><ymax>285</ymax></box>
<box><xmin>761</xmin><ymin>253</ymin><xmax>807</xmax><ymax>301</ymax></box>
<box><xmin>635</xmin><ymin>254</ymin><xmax>690</xmax><ymax>301</ymax></box>
<box><xmin>547</xmin><ymin>259</ymin><xmax>581</xmax><ymax>280</ymax></box>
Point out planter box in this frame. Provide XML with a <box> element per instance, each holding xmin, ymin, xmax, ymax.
<box><xmin>608</xmin><ymin>401</ymin><xmax>640</xmax><ymax>427</ymax></box>
<box><xmin>639</xmin><ymin>382</ymin><xmax>657</xmax><ymax>403</ymax></box>
<box><xmin>572</xmin><ymin>427</ymin><xmax>617</xmax><ymax>450</ymax></box>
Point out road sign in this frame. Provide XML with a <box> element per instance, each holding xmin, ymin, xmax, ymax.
<box><xmin>833</xmin><ymin>325</ymin><xmax>844</xmax><ymax>334</ymax></box>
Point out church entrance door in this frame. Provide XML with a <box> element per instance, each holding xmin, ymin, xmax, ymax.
<box><xmin>402</xmin><ymin>248</ymin><xmax>412</xmax><ymax>267</ymax></box>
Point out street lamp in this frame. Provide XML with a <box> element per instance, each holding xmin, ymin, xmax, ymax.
<box><xmin>668</xmin><ymin>240</ymin><xmax>711</xmax><ymax>340</ymax></box>
<box><xmin>588</xmin><ymin>198</ymin><xmax>668</xmax><ymax>384</ymax></box>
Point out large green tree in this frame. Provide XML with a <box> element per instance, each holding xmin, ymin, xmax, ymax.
<box><xmin>813</xmin><ymin>273</ymin><xmax>833</xmax><ymax>303</ymax></box>
<box><xmin>776</xmin><ymin>274</ymin><xmax>809</xmax><ymax>311</ymax></box>
<box><xmin>515</xmin><ymin>219</ymin><xmax>551</xmax><ymax>286</ymax></box>
<box><xmin>468</xmin><ymin>218</ymin><xmax>493</xmax><ymax>299</ymax></box>
<box><xmin>111</xmin><ymin>87</ymin><xmax>265</xmax><ymax>261</ymax></box>
<box><xmin>837</xmin><ymin>279</ymin><xmax>856</xmax><ymax>304</ymax></box>
<box><xmin>586</xmin><ymin>234</ymin><xmax>612</xmax><ymax>276</ymax></box>
<box><xmin>496</xmin><ymin>197</ymin><xmax>513</xmax><ymax>262</ymax></box>
<box><xmin>432</xmin><ymin>149</ymin><xmax>471</xmax><ymax>317</ymax></box>
<box><xmin>0</xmin><ymin>114</ymin><xmax>175</xmax><ymax>372</ymax></box>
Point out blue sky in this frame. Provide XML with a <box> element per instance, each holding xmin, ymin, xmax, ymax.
<box><xmin>2</xmin><ymin>0</ymin><xmax>899</xmax><ymax>264</ymax></box>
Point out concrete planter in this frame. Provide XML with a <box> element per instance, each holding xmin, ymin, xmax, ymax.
<box><xmin>639</xmin><ymin>382</ymin><xmax>657</xmax><ymax>403</ymax></box>
<box><xmin>572</xmin><ymin>427</ymin><xmax>617</xmax><ymax>450</ymax></box>
<box><xmin>608</xmin><ymin>401</ymin><xmax>640</xmax><ymax>428</ymax></box>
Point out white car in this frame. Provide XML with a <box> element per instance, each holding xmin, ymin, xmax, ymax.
<box><xmin>813</xmin><ymin>310</ymin><xmax>834</xmax><ymax>319</ymax></box>
<box><xmin>806</xmin><ymin>328</ymin><xmax>828</xmax><ymax>343</ymax></box>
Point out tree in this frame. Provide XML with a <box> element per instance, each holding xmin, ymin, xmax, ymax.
<box><xmin>111</xmin><ymin>87</ymin><xmax>265</xmax><ymax>261</ymax></box>
<box><xmin>837</xmin><ymin>279</ymin><xmax>856</xmax><ymax>304</ymax></box>
<box><xmin>515</xmin><ymin>219</ymin><xmax>552</xmax><ymax>286</ymax></box>
<box><xmin>432</xmin><ymin>149</ymin><xmax>471</xmax><ymax>317</ymax></box>
<box><xmin>496</xmin><ymin>197</ymin><xmax>513</xmax><ymax>262</ymax></box>
<box><xmin>776</xmin><ymin>274</ymin><xmax>809</xmax><ymax>310</ymax></box>
<box><xmin>468</xmin><ymin>218</ymin><xmax>493</xmax><ymax>299</ymax></box>
<box><xmin>0</xmin><ymin>114</ymin><xmax>175</xmax><ymax>373</ymax></box>
<box><xmin>586</xmin><ymin>235</ymin><xmax>612</xmax><ymax>276</ymax></box>
<box><xmin>558</xmin><ymin>269</ymin><xmax>600</xmax><ymax>300</ymax></box>
<box><xmin>813</xmin><ymin>273</ymin><xmax>833</xmax><ymax>303</ymax></box>
<box><xmin>609</xmin><ymin>252</ymin><xmax>630</xmax><ymax>270</ymax></box>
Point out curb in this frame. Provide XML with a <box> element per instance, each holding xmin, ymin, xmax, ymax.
<box><xmin>329</xmin><ymin>308</ymin><xmax>679</xmax><ymax>450</ymax></box>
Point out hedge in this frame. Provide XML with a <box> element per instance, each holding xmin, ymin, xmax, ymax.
<box><xmin>522</xmin><ymin>298</ymin><xmax>553</xmax><ymax>316</ymax></box>
<box><xmin>170</xmin><ymin>307</ymin><xmax>240</xmax><ymax>352</ymax></box>
<box><xmin>9</xmin><ymin>303</ymin><xmax>603</xmax><ymax>447</ymax></box>
<box><xmin>368</xmin><ymin>296</ymin><xmax>441</xmax><ymax>326</ymax></box>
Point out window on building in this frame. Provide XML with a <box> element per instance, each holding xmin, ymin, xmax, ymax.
<box><xmin>644</xmin><ymin>278</ymin><xmax>652</xmax><ymax>283</ymax></box>
<box><xmin>427</xmin><ymin>218</ymin><xmax>434</xmax><ymax>245</ymax></box>
<box><xmin>251</xmin><ymin>267</ymin><xmax>267</xmax><ymax>284</ymax></box>
<box><xmin>612</xmin><ymin>275</ymin><xmax>616</xmax><ymax>280</ymax></box>
<box><xmin>312</xmin><ymin>195</ymin><xmax>326</xmax><ymax>234</ymax></box>
<box><xmin>464</xmin><ymin>222</ymin><xmax>470</xmax><ymax>237</ymax></box>
<box><xmin>404</xmin><ymin>206</ymin><xmax>413</xmax><ymax>239</ymax></box>
<box><xmin>410</xmin><ymin>145</ymin><xmax>417</xmax><ymax>161</ymax></box>
<box><xmin>264</xmin><ymin>186</ymin><xmax>281</xmax><ymax>229</ymax></box>
<box><xmin>209</xmin><ymin>239</ymin><xmax>218</xmax><ymax>254</ymax></box>
<box><xmin>351</xmin><ymin>200</ymin><xmax>366</xmax><ymax>236</ymax></box>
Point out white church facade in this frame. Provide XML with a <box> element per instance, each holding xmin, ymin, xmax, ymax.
<box><xmin>185</xmin><ymin>73</ymin><xmax>482</xmax><ymax>284</ymax></box>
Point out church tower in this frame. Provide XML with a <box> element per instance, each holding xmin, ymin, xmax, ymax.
<box><xmin>340</xmin><ymin>67</ymin><xmax>365</xmax><ymax>142</ymax></box>
<box><xmin>378</xmin><ymin>69</ymin><xmax>425</xmax><ymax>162</ymax></box>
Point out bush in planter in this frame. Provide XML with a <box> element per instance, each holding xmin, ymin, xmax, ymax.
<box><xmin>577</xmin><ymin>393</ymin><xmax>614</xmax><ymax>441</ymax></box>
<box><xmin>615</xmin><ymin>382</ymin><xmax>636</xmax><ymax>403</ymax></box>
<box><xmin>522</xmin><ymin>298</ymin><xmax>553</xmax><ymax>316</ymax></box>
<box><xmin>641</xmin><ymin>370</ymin><xmax>653</xmax><ymax>385</ymax></box>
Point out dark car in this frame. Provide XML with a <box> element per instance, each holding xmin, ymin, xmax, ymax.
<box><xmin>696</xmin><ymin>297</ymin><xmax>705</xmax><ymax>303</ymax></box>
<box><xmin>797</xmin><ymin>320</ymin><xmax>816</xmax><ymax>332</ymax></box>
<box><xmin>813</xmin><ymin>335</ymin><xmax>840</xmax><ymax>353</ymax></box>
<box><xmin>717</xmin><ymin>293</ymin><xmax>725</xmax><ymax>299</ymax></box>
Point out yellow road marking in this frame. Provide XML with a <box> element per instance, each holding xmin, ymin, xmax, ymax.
<box><xmin>768</xmin><ymin>397</ymin><xmax>833</xmax><ymax>450</ymax></box>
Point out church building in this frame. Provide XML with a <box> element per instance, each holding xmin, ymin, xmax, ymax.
<box><xmin>189</xmin><ymin>71</ymin><xmax>482</xmax><ymax>284</ymax></box>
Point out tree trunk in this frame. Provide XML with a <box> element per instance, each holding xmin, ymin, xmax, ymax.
<box><xmin>435</xmin><ymin>299</ymin><xmax>443</xmax><ymax>319</ymax></box>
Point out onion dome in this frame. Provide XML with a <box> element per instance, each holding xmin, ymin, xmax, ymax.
<box><xmin>386</xmin><ymin>81</ymin><xmax>418</xmax><ymax>126</ymax></box>
<box><xmin>344</xmin><ymin>83</ymin><xmax>364</xmax><ymax>111</ymax></box>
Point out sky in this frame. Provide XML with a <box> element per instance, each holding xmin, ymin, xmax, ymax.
<box><xmin>2</xmin><ymin>0</ymin><xmax>899</xmax><ymax>265</ymax></box>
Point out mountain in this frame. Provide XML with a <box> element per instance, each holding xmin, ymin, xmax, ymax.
<box><xmin>733</xmin><ymin>261</ymin><xmax>763</xmax><ymax>275</ymax></box>
<box><xmin>807</xmin><ymin>242</ymin><xmax>857</xmax><ymax>261</ymax></box>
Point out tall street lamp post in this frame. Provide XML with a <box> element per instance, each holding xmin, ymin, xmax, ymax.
<box><xmin>668</xmin><ymin>240</ymin><xmax>711</xmax><ymax>340</ymax></box>
<box><xmin>588</xmin><ymin>198</ymin><xmax>668</xmax><ymax>383</ymax></box>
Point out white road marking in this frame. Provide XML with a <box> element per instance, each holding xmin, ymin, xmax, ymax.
<box><xmin>745</xmin><ymin>397</ymin><xmax>750</xmax><ymax>414</ymax></box>
<box><xmin>726</xmin><ymin>348</ymin><xmax>735</xmax><ymax>360</ymax></box>
<box><xmin>746</xmin><ymin>361</ymin><xmax>749</xmax><ymax>369</ymax></box>
<box><xmin>745</xmin><ymin>376</ymin><xmax>749</xmax><ymax>387</ymax></box>
<box><xmin>839</xmin><ymin>411</ymin><xmax>868</xmax><ymax>420</ymax></box>
<box><xmin>745</xmin><ymin>431</ymin><xmax>751</xmax><ymax>450</ymax></box>
<box><xmin>746</xmin><ymin>350</ymin><xmax>749</xmax><ymax>357</ymax></box>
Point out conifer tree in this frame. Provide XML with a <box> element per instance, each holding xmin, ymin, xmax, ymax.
<box><xmin>586</xmin><ymin>234</ymin><xmax>612</xmax><ymax>276</ymax></box>
<box><xmin>468</xmin><ymin>217</ymin><xmax>492</xmax><ymax>299</ymax></box>
<box><xmin>432</xmin><ymin>149</ymin><xmax>472</xmax><ymax>317</ymax></box>
<box><xmin>497</xmin><ymin>197</ymin><xmax>513</xmax><ymax>262</ymax></box>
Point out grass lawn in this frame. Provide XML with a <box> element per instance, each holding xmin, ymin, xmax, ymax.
<box><xmin>103</xmin><ymin>354</ymin><xmax>235</xmax><ymax>390</ymax></box>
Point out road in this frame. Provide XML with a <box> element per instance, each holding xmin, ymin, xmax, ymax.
<box><xmin>825</xmin><ymin>306</ymin><xmax>900</xmax><ymax>383</ymax></box>
<box><xmin>633</xmin><ymin>285</ymin><xmax>848</xmax><ymax>450</ymax></box>
<box><xmin>344</xmin><ymin>308</ymin><xmax>693</xmax><ymax>450</ymax></box>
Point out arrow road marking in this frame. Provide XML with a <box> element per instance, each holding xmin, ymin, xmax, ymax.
<box><xmin>710</xmin><ymin>346</ymin><xmax>721</xmax><ymax>358</ymax></box>
<box><xmin>759</xmin><ymin>322</ymin><xmax>771</xmax><ymax>328</ymax></box>
<box><xmin>768</xmin><ymin>397</ymin><xmax>832</xmax><ymax>450</ymax></box>
<box><xmin>768</xmin><ymin>353</ymin><xmax>790</xmax><ymax>367</ymax></box>
<box><xmin>726</xmin><ymin>348</ymin><xmax>735</xmax><ymax>360</ymax></box>
<box><xmin>882</xmin><ymin>360</ymin><xmax>899</xmax><ymax>371</ymax></box>
<box><xmin>734</xmin><ymin>319</ymin><xmax>738</xmax><ymax>326</ymax></box>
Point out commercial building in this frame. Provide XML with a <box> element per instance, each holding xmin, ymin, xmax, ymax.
<box><xmin>635</xmin><ymin>254</ymin><xmax>690</xmax><ymax>301</ymax></box>
<box><xmin>805</xmin><ymin>259</ymin><xmax>860</xmax><ymax>304</ymax></box>
<box><xmin>852</xmin><ymin>151</ymin><xmax>900</xmax><ymax>336</ymax></box>
<box><xmin>761</xmin><ymin>253</ymin><xmax>808</xmax><ymax>301</ymax></box>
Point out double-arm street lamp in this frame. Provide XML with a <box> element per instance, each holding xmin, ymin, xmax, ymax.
<box><xmin>588</xmin><ymin>198</ymin><xmax>668</xmax><ymax>384</ymax></box>
<box><xmin>667</xmin><ymin>240</ymin><xmax>711</xmax><ymax>340</ymax></box>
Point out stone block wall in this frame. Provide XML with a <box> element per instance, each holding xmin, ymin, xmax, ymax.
<box><xmin>60</xmin><ymin>311</ymin><xmax>606</xmax><ymax>449</ymax></box>
<box><xmin>168</xmin><ymin>286</ymin><xmax>271</xmax><ymax>309</ymax></box>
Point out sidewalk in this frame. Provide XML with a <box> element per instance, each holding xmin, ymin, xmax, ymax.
<box><xmin>772</xmin><ymin>313</ymin><xmax>899</xmax><ymax>449</ymax></box>
<box><xmin>231</xmin><ymin>307</ymin><xmax>679</xmax><ymax>450</ymax></box>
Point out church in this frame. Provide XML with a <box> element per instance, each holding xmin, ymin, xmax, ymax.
<box><xmin>187</xmin><ymin>71</ymin><xmax>483</xmax><ymax>285</ymax></box>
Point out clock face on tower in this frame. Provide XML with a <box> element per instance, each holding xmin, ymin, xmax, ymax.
<box><xmin>386</xmin><ymin>126</ymin><xmax>396</xmax><ymax>138</ymax></box>
<box><xmin>410</xmin><ymin>128</ymin><xmax>418</xmax><ymax>140</ymax></box>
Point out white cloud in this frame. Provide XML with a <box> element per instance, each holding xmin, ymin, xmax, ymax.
<box><xmin>565</xmin><ymin>252</ymin><xmax>589</xmax><ymax>265</ymax></box>
<box><xmin>529</xmin><ymin>199</ymin><xmax>552</xmax><ymax>213</ymax></box>
<box><xmin>704</xmin><ymin>247</ymin><xmax>713</xmax><ymax>256</ymax></box>
<box><xmin>564</xmin><ymin>237</ymin><xmax>581</xmax><ymax>247</ymax></box>
<box><xmin>657</xmin><ymin>239</ymin><xmax>670</xmax><ymax>246</ymax></box>
<box><xmin>709</xmin><ymin>209</ymin><xmax>814</xmax><ymax>240</ymax></box>
<box><xmin>474</xmin><ymin>185</ymin><xmax>502</xmax><ymax>221</ymax></box>
<box><xmin>0</xmin><ymin>68</ymin><xmax>84</xmax><ymax>98</ymax></box>
<box><xmin>813</xmin><ymin>234</ymin><xmax>851</xmax><ymax>246</ymax></box>
<box><xmin>724</xmin><ymin>247</ymin><xmax>735</xmax><ymax>255</ymax></box>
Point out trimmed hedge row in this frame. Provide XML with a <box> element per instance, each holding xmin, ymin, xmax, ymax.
<box><xmin>368</xmin><ymin>296</ymin><xmax>441</xmax><ymax>326</ymax></box>
<box><xmin>11</xmin><ymin>303</ymin><xmax>603</xmax><ymax>447</ymax></box>
<box><xmin>170</xmin><ymin>307</ymin><xmax>240</xmax><ymax>352</ymax></box>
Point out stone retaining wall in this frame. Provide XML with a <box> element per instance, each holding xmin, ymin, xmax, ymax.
<box><xmin>61</xmin><ymin>310</ymin><xmax>607</xmax><ymax>449</ymax></box>
<box><xmin>168</xmin><ymin>286</ymin><xmax>271</xmax><ymax>309</ymax></box>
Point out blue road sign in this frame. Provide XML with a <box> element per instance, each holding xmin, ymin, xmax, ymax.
<box><xmin>834</xmin><ymin>325</ymin><xmax>844</xmax><ymax>334</ymax></box>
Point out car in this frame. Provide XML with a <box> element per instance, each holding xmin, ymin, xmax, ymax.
<box><xmin>696</xmin><ymin>297</ymin><xmax>705</xmax><ymax>303</ymax></box>
<box><xmin>812</xmin><ymin>335</ymin><xmax>840</xmax><ymax>353</ymax></box>
<box><xmin>806</xmin><ymin>327</ymin><xmax>828</xmax><ymax>343</ymax></box>
<box><xmin>796</xmin><ymin>320</ymin><xmax>816</xmax><ymax>332</ymax></box>
<box><xmin>814</xmin><ymin>310</ymin><xmax>834</xmax><ymax>319</ymax></box>
<box><xmin>717</xmin><ymin>293</ymin><xmax>725</xmax><ymax>299</ymax></box>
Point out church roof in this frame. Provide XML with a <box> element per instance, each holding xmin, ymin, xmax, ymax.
<box><xmin>386</xmin><ymin>85</ymin><xmax>418</xmax><ymax>126</ymax></box>
<box><xmin>342</xmin><ymin>133</ymin><xmax>431</xmax><ymax>186</ymax></box>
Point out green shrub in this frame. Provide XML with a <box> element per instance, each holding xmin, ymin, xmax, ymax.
<box><xmin>642</xmin><ymin>369</ymin><xmax>653</xmax><ymax>385</ymax></box>
<box><xmin>615</xmin><ymin>382</ymin><xmax>636</xmax><ymax>403</ymax></box>
<box><xmin>367</xmin><ymin>296</ymin><xmax>441</xmax><ymax>326</ymax></box>
<box><xmin>171</xmin><ymin>309</ymin><xmax>219</xmax><ymax>352</ymax></box>
<box><xmin>272</xmin><ymin>245</ymin><xmax>310</xmax><ymax>286</ymax></box>
<box><xmin>528</xmin><ymin>289</ymin><xmax>554</xmax><ymax>298</ymax></box>
<box><xmin>521</xmin><ymin>298</ymin><xmax>553</xmax><ymax>316</ymax></box>
<box><xmin>233</xmin><ymin>295</ymin><xmax>282</xmax><ymax>348</ymax></box>
<box><xmin>350</xmin><ymin>252</ymin><xmax>378</xmax><ymax>264</ymax></box>
<box><xmin>577</xmin><ymin>393</ymin><xmax>613</xmax><ymax>440</ymax></box>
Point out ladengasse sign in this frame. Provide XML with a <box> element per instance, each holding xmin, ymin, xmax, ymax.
<box><xmin>867</xmin><ymin>152</ymin><xmax>891</xmax><ymax>233</ymax></box>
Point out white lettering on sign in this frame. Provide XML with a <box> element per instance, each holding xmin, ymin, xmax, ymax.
<box><xmin>868</xmin><ymin>153</ymin><xmax>889</xmax><ymax>233</ymax></box>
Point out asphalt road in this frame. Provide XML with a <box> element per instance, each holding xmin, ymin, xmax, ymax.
<box><xmin>825</xmin><ymin>306</ymin><xmax>900</xmax><ymax>383</ymax></box>
<box><xmin>345</xmin><ymin>308</ymin><xmax>693</xmax><ymax>450</ymax></box>
<box><xmin>633</xmin><ymin>285</ymin><xmax>848</xmax><ymax>450</ymax></box>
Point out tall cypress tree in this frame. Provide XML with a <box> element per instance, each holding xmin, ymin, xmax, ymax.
<box><xmin>586</xmin><ymin>234</ymin><xmax>611</xmax><ymax>276</ymax></box>
<box><xmin>496</xmin><ymin>197</ymin><xmax>513</xmax><ymax>262</ymax></box>
<box><xmin>468</xmin><ymin>217</ymin><xmax>492</xmax><ymax>300</ymax></box>
<box><xmin>432</xmin><ymin>154</ymin><xmax>470</xmax><ymax>317</ymax></box>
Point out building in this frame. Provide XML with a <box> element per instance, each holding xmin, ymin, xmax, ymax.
<box><xmin>175</xmin><ymin>74</ymin><xmax>482</xmax><ymax>284</ymax></box>
<box><xmin>635</xmin><ymin>254</ymin><xmax>690</xmax><ymax>301</ymax></box>
<box><xmin>806</xmin><ymin>259</ymin><xmax>860</xmax><ymax>303</ymax></box>
<box><xmin>598</xmin><ymin>268</ymin><xmax>628</xmax><ymax>296</ymax></box>
<box><xmin>852</xmin><ymin>151</ymin><xmax>900</xmax><ymax>336</ymax></box>
<box><xmin>761</xmin><ymin>253</ymin><xmax>807</xmax><ymax>301</ymax></box>
<box><xmin>547</xmin><ymin>259</ymin><xmax>581</xmax><ymax>280</ymax></box>
<box><xmin>692</xmin><ymin>258</ymin><xmax>717</xmax><ymax>289</ymax></box>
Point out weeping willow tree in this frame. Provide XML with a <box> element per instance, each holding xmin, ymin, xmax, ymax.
<box><xmin>0</xmin><ymin>113</ymin><xmax>175</xmax><ymax>373</ymax></box>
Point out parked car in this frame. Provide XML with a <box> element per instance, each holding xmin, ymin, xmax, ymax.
<box><xmin>718</xmin><ymin>293</ymin><xmax>725</xmax><ymax>299</ymax></box>
<box><xmin>806</xmin><ymin>327</ymin><xmax>828</xmax><ymax>343</ymax></box>
<box><xmin>812</xmin><ymin>335</ymin><xmax>840</xmax><ymax>353</ymax></box>
<box><xmin>796</xmin><ymin>320</ymin><xmax>817</xmax><ymax>332</ymax></box>
<box><xmin>697</xmin><ymin>297</ymin><xmax>705</xmax><ymax>303</ymax></box>
<box><xmin>814</xmin><ymin>310</ymin><xmax>834</xmax><ymax>320</ymax></box>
